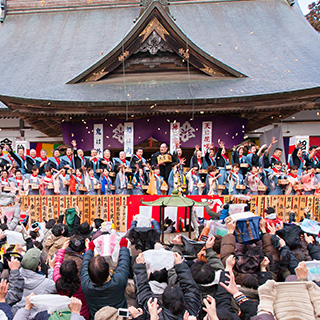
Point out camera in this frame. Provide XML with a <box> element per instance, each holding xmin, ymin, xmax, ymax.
<box><xmin>118</xmin><ymin>308</ymin><xmax>131</xmax><ymax>318</ymax></box>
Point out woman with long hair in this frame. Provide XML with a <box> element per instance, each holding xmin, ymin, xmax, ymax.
<box><xmin>51</xmin><ymin>238</ymin><xmax>89</xmax><ymax>320</ymax></box>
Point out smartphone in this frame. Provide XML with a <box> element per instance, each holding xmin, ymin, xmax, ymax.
<box><xmin>118</xmin><ymin>308</ymin><xmax>131</xmax><ymax>318</ymax></box>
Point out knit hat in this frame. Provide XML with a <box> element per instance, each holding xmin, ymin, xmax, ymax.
<box><xmin>94</xmin><ymin>306</ymin><xmax>121</xmax><ymax>320</ymax></box>
<box><xmin>21</xmin><ymin>248</ymin><xmax>41</xmax><ymax>271</ymax></box>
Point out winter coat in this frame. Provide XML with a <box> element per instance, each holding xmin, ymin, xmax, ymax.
<box><xmin>80</xmin><ymin>247</ymin><xmax>130</xmax><ymax>319</ymax></box>
<box><xmin>133</xmin><ymin>261</ymin><xmax>202</xmax><ymax>320</ymax></box>
<box><xmin>53</xmin><ymin>248</ymin><xmax>89</xmax><ymax>320</ymax></box>
<box><xmin>45</xmin><ymin>235</ymin><xmax>67</xmax><ymax>259</ymax></box>
<box><xmin>63</xmin><ymin>249</ymin><xmax>83</xmax><ymax>276</ymax></box>
<box><xmin>5</xmin><ymin>269</ymin><xmax>24</xmax><ymax>306</ymax></box>
<box><xmin>216</xmin><ymin>271</ymin><xmax>257</xmax><ymax>320</ymax></box>
<box><xmin>11</xmin><ymin>268</ymin><xmax>56</xmax><ymax>318</ymax></box>
<box><xmin>197</xmin><ymin>247</ymin><xmax>224</xmax><ymax>300</ymax></box>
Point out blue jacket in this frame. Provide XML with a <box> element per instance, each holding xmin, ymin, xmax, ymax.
<box><xmin>80</xmin><ymin>247</ymin><xmax>130</xmax><ymax>319</ymax></box>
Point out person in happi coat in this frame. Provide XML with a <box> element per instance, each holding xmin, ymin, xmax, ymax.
<box><xmin>61</xmin><ymin>145</ymin><xmax>76</xmax><ymax>169</ymax></box>
<box><xmin>0</xmin><ymin>170</ymin><xmax>11</xmax><ymax>192</ymax></box>
<box><xmin>258</xmin><ymin>137</ymin><xmax>278</xmax><ymax>169</ymax></box>
<box><xmin>86</xmin><ymin>149</ymin><xmax>101</xmax><ymax>179</ymax></box>
<box><xmin>42</xmin><ymin>167</ymin><xmax>55</xmax><ymax>195</ymax></box>
<box><xmin>9</xmin><ymin>169</ymin><xmax>25</xmax><ymax>195</ymax></box>
<box><xmin>286</xmin><ymin>165</ymin><xmax>302</xmax><ymax>195</ymax></box>
<box><xmin>100</xmin><ymin>168</ymin><xmax>113</xmax><ymax>195</ymax></box>
<box><xmin>190</xmin><ymin>149</ymin><xmax>207</xmax><ymax>170</ymax></box>
<box><xmin>115</xmin><ymin>163</ymin><xmax>129</xmax><ymax>195</ymax></box>
<box><xmin>132</xmin><ymin>167</ymin><xmax>147</xmax><ymax>195</ymax></box>
<box><xmin>305</xmin><ymin>145</ymin><xmax>320</xmax><ymax>169</ymax></box>
<box><xmin>172</xmin><ymin>143</ymin><xmax>186</xmax><ymax>172</ymax></box>
<box><xmin>302</xmin><ymin>166</ymin><xmax>317</xmax><ymax>195</ymax></box>
<box><xmin>186</xmin><ymin>165</ymin><xmax>203</xmax><ymax>195</ymax></box>
<box><xmin>205</xmin><ymin>166</ymin><xmax>221</xmax><ymax>196</ymax></box>
<box><xmin>215</xmin><ymin>140</ymin><xmax>229</xmax><ymax>186</ymax></box>
<box><xmin>54</xmin><ymin>168</ymin><xmax>71</xmax><ymax>195</ymax></box>
<box><xmin>168</xmin><ymin>162</ymin><xmax>186</xmax><ymax>195</ymax></box>
<box><xmin>270</xmin><ymin>147</ymin><xmax>283</xmax><ymax>168</ymax></box>
<box><xmin>289</xmin><ymin>142</ymin><xmax>305</xmax><ymax>176</ymax></box>
<box><xmin>84</xmin><ymin>167</ymin><xmax>100</xmax><ymax>195</ymax></box>
<box><xmin>227</xmin><ymin>163</ymin><xmax>244</xmax><ymax>195</ymax></box>
<box><xmin>0</xmin><ymin>145</ymin><xmax>13</xmax><ymax>168</ymax></box>
<box><xmin>113</xmin><ymin>151</ymin><xmax>130</xmax><ymax>172</ymax></box>
<box><xmin>71</xmin><ymin>140</ymin><xmax>90</xmax><ymax>170</ymax></box>
<box><xmin>25</xmin><ymin>149</ymin><xmax>37</xmax><ymax>174</ymax></box>
<box><xmin>232</xmin><ymin>145</ymin><xmax>248</xmax><ymax>177</ymax></box>
<box><xmin>4</xmin><ymin>143</ymin><xmax>27</xmax><ymax>174</ymax></box>
<box><xmin>48</xmin><ymin>149</ymin><xmax>64</xmax><ymax>171</ymax></box>
<box><xmin>246</xmin><ymin>144</ymin><xmax>260</xmax><ymax>168</ymax></box>
<box><xmin>267</xmin><ymin>161</ymin><xmax>286</xmax><ymax>195</ymax></box>
<box><xmin>73</xmin><ymin>168</ymin><xmax>86</xmax><ymax>195</ymax></box>
<box><xmin>151</xmin><ymin>143</ymin><xmax>172</xmax><ymax>183</ymax></box>
<box><xmin>129</xmin><ymin>148</ymin><xmax>147</xmax><ymax>172</ymax></box>
<box><xmin>152</xmin><ymin>165</ymin><xmax>164</xmax><ymax>195</ymax></box>
<box><xmin>99</xmin><ymin>149</ymin><xmax>114</xmax><ymax>173</ymax></box>
<box><xmin>204</xmin><ymin>144</ymin><xmax>216</xmax><ymax>168</ymax></box>
<box><xmin>245</xmin><ymin>165</ymin><xmax>264</xmax><ymax>195</ymax></box>
<box><xmin>24</xmin><ymin>166</ymin><xmax>41</xmax><ymax>195</ymax></box>
<box><xmin>35</xmin><ymin>149</ymin><xmax>49</xmax><ymax>176</ymax></box>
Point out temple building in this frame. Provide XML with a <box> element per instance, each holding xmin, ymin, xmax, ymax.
<box><xmin>0</xmin><ymin>0</ymin><xmax>320</xmax><ymax>156</ymax></box>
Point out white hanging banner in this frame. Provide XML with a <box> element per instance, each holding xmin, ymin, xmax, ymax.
<box><xmin>93</xmin><ymin>124</ymin><xmax>103</xmax><ymax>156</ymax></box>
<box><xmin>170</xmin><ymin>122</ymin><xmax>180</xmax><ymax>153</ymax></box>
<box><xmin>202</xmin><ymin>121</ymin><xmax>212</xmax><ymax>155</ymax></box>
<box><xmin>124</xmin><ymin>122</ymin><xmax>134</xmax><ymax>157</ymax></box>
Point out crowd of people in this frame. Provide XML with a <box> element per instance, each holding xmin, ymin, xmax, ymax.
<box><xmin>0</xmin><ymin>192</ymin><xmax>318</xmax><ymax>320</ymax></box>
<box><xmin>0</xmin><ymin>138</ymin><xmax>319</xmax><ymax>196</ymax></box>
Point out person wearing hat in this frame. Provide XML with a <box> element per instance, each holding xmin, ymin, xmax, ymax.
<box><xmin>11</xmin><ymin>248</ymin><xmax>56</xmax><ymax>318</ymax></box>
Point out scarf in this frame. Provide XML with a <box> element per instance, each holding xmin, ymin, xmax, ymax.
<box><xmin>272</xmin><ymin>155</ymin><xmax>281</xmax><ymax>162</ymax></box>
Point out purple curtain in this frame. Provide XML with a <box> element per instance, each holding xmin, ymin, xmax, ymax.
<box><xmin>61</xmin><ymin>115</ymin><xmax>247</xmax><ymax>151</ymax></box>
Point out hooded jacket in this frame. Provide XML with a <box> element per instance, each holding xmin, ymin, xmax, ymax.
<box><xmin>11</xmin><ymin>268</ymin><xmax>56</xmax><ymax>319</ymax></box>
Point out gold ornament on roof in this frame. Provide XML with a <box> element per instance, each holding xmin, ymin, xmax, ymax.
<box><xmin>139</xmin><ymin>17</ymin><xmax>169</xmax><ymax>42</ymax></box>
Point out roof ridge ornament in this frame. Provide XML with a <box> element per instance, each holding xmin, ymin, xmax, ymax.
<box><xmin>139</xmin><ymin>0</ymin><xmax>170</xmax><ymax>19</ymax></box>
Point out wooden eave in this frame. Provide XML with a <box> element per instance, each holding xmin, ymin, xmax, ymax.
<box><xmin>2</xmin><ymin>88</ymin><xmax>319</xmax><ymax>136</ymax></box>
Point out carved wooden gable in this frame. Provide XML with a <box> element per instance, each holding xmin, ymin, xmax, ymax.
<box><xmin>68</xmin><ymin>1</ymin><xmax>246</xmax><ymax>83</ymax></box>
